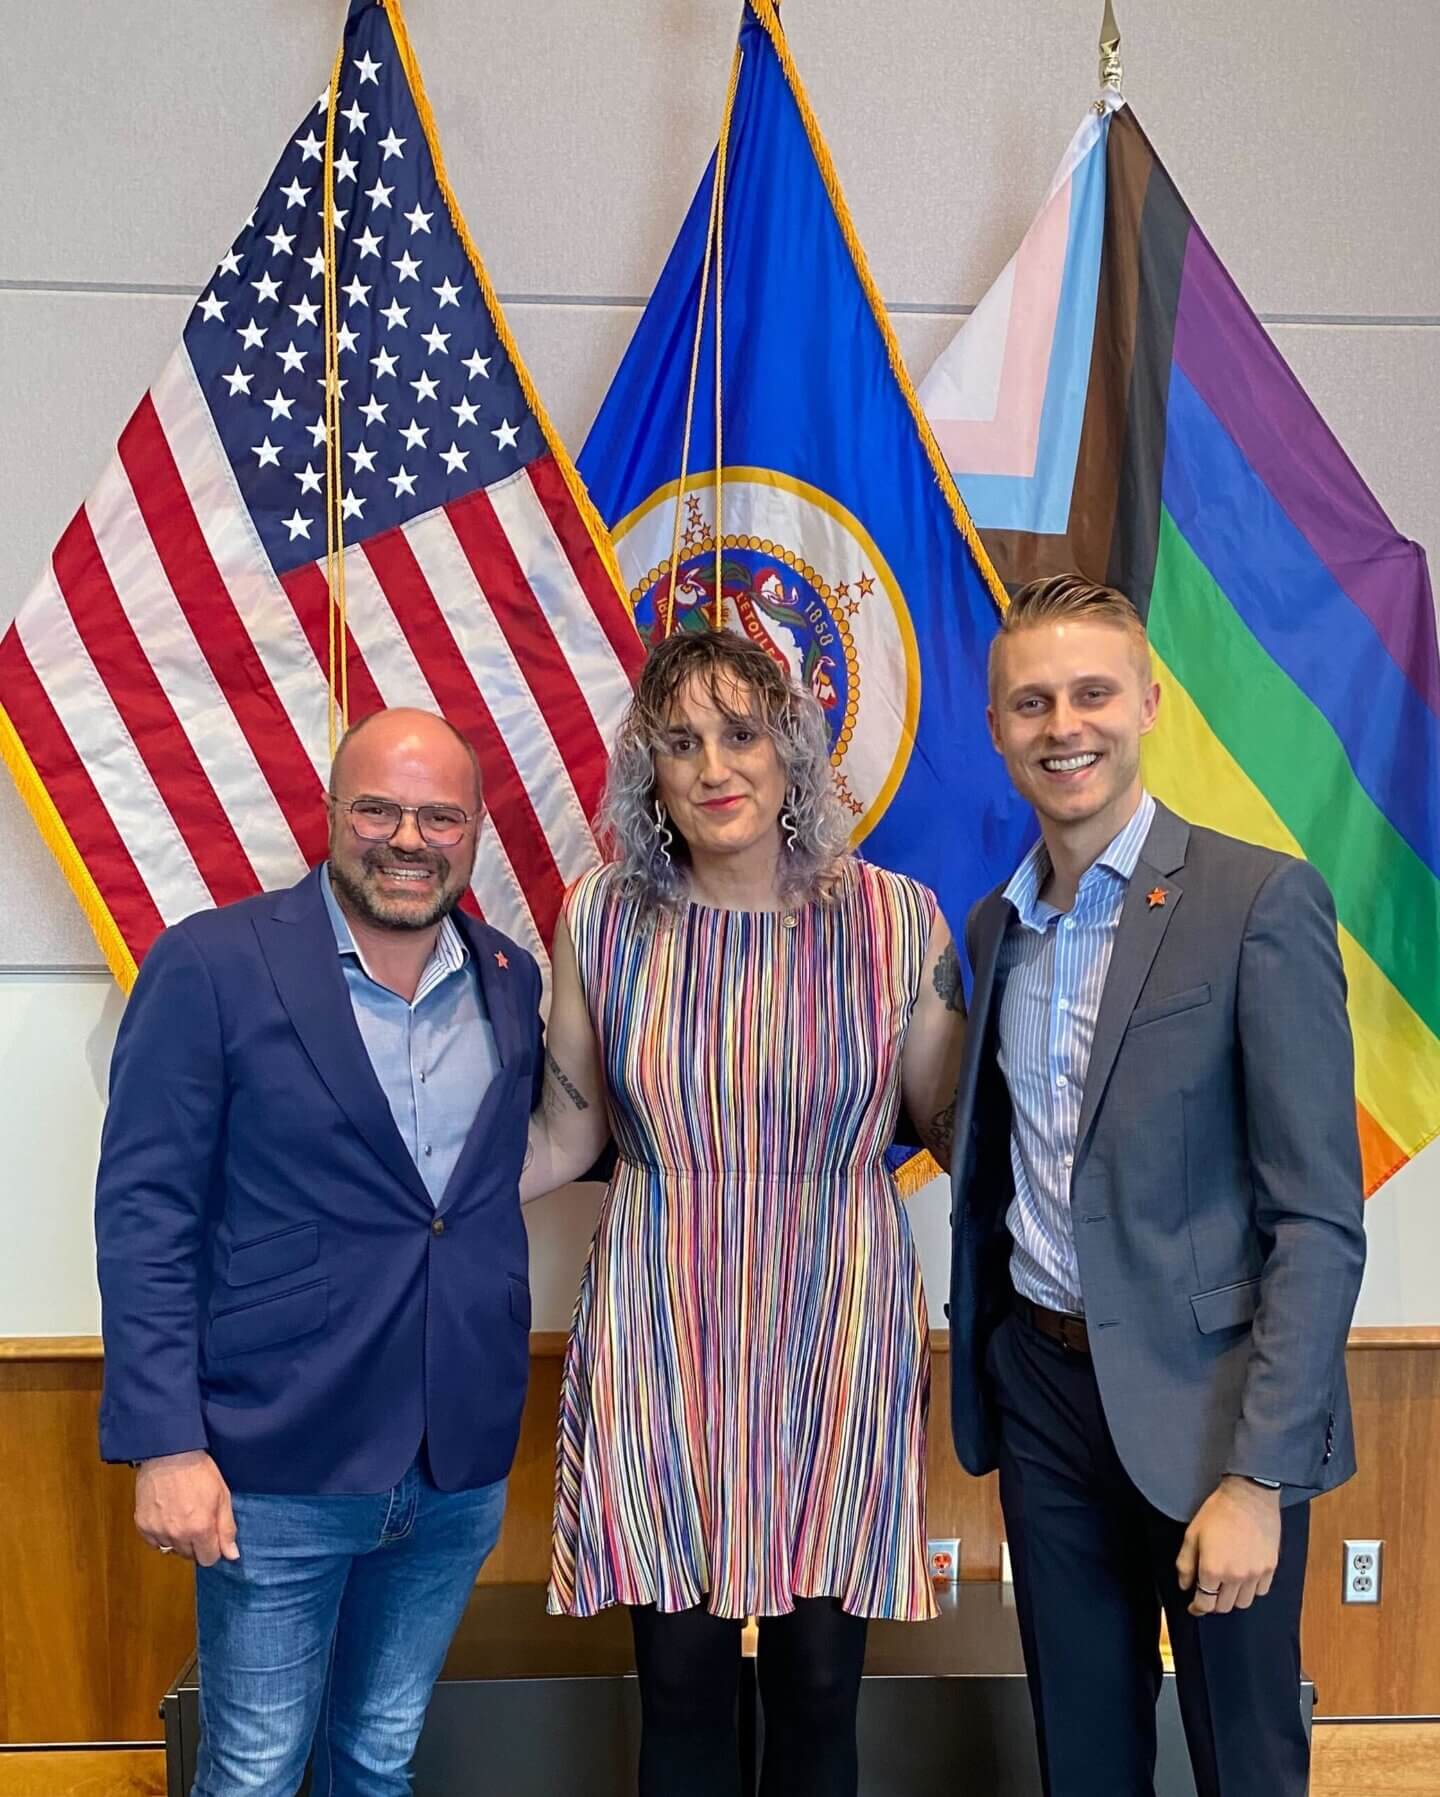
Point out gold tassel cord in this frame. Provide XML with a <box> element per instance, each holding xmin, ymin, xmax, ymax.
<box><xmin>663</xmin><ymin>43</ymin><xmax>742</xmax><ymax>642</ymax></box>
<box><xmin>710</xmin><ymin>46</ymin><xmax>741</xmax><ymax>632</ymax></box>
<box><xmin>321</xmin><ymin>38</ymin><xmax>348</xmax><ymax>757</ymax></box>
<box><xmin>663</xmin><ymin>93</ymin><xmax>726</xmax><ymax>641</ymax></box>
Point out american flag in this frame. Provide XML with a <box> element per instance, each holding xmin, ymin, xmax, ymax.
<box><xmin>0</xmin><ymin>0</ymin><xmax>642</xmax><ymax>986</ymax></box>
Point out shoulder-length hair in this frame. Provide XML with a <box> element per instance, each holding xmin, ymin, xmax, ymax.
<box><xmin>600</xmin><ymin>629</ymin><xmax>851</xmax><ymax>911</ymax></box>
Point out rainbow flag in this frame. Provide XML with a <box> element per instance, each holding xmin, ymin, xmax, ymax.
<box><xmin>919</xmin><ymin>97</ymin><xmax>1440</xmax><ymax>1195</ymax></box>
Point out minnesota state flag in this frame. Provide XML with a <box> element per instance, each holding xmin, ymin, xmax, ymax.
<box><xmin>579</xmin><ymin>0</ymin><xmax>1034</xmax><ymax>954</ymax></box>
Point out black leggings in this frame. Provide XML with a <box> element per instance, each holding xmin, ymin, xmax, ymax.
<box><xmin>629</xmin><ymin>1597</ymin><xmax>869</xmax><ymax>1797</ymax></box>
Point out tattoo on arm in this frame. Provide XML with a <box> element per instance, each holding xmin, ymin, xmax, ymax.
<box><xmin>926</xmin><ymin>1100</ymin><xmax>957</xmax><ymax>1158</ymax></box>
<box><xmin>931</xmin><ymin>941</ymin><xmax>965</xmax><ymax>1014</ymax></box>
<box><xmin>543</xmin><ymin>1049</ymin><xmax>590</xmax><ymax>1115</ymax></box>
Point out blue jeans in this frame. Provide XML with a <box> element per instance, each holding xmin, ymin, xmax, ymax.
<box><xmin>192</xmin><ymin>1461</ymin><xmax>506</xmax><ymax>1797</ymax></box>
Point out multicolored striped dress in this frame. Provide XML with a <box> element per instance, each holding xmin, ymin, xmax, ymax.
<box><xmin>548</xmin><ymin>858</ymin><xmax>938</xmax><ymax>1622</ymax></box>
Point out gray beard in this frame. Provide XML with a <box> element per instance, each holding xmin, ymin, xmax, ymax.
<box><xmin>328</xmin><ymin>854</ymin><xmax>462</xmax><ymax>933</ymax></box>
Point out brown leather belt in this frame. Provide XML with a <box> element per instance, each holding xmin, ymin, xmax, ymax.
<box><xmin>1014</xmin><ymin>1294</ymin><xmax>1090</xmax><ymax>1353</ymax></box>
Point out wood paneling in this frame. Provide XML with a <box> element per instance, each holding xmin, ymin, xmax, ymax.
<box><xmin>924</xmin><ymin>1346</ymin><xmax>1006</xmax><ymax>1577</ymax></box>
<box><xmin>1302</xmin><ymin>1347</ymin><xmax>1440</xmax><ymax>1718</ymax></box>
<box><xmin>1310</xmin><ymin>1723</ymin><xmax>1440</xmax><ymax>1796</ymax></box>
<box><xmin>0</xmin><ymin>1750</ymin><xmax>165</xmax><ymax>1797</ymax></box>
<box><xmin>1</xmin><ymin>1334</ymin><xmax>1435</xmax><ymax>1744</ymax></box>
<box><xmin>0</xmin><ymin>1340</ymin><xmax>106</xmax><ymax>1361</ymax></box>
<box><xmin>476</xmin><ymin>1352</ymin><xmax>563</xmax><ymax>1585</ymax></box>
<box><xmin>0</xmin><ymin>1361</ymin><xmax>193</xmax><ymax>1745</ymax></box>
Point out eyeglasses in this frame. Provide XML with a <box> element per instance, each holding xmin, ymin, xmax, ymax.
<box><xmin>331</xmin><ymin>796</ymin><xmax>478</xmax><ymax>848</ymax></box>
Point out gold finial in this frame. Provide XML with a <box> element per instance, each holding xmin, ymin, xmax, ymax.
<box><xmin>1098</xmin><ymin>0</ymin><xmax>1123</xmax><ymax>93</ymax></box>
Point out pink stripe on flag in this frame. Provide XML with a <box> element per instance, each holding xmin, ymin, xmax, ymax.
<box><xmin>929</xmin><ymin>172</ymin><xmax>1074</xmax><ymax>478</ymax></box>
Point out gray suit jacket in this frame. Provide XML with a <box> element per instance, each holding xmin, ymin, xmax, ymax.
<box><xmin>947</xmin><ymin>801</ymin><xmax>1366</xmax><ymax>1520</ymax></box>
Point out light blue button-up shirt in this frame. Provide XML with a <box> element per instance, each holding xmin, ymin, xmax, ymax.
<box><xmin>321</xmin><ymin>866</ymin><xmax>498</xmax><ymax>1206</ymax></box>
<box><xmin>995</xmin><ymin>791</ymin><xmax>1156</xmax><ymax>1313</ymax></box>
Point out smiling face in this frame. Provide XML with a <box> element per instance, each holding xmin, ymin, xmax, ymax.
<box><xmin>988</xmin><ymin>618</ymin><xmax>1160</xmax><ymax>843</ymax></box>
<box><xmin>327</xmin><ymin>710</ymin><xmax>481</xmax><ymax>932</ymax></box>
<box><xmin>651</xmin><ymin>673</ymin><xmax>787</xmax><ymax>867</ymax></box>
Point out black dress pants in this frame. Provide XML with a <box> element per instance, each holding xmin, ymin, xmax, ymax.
<box><xmin>989</xmin><ymin>1307</ymin><xmax>1311</xmax><ymax>1797</ymax></box>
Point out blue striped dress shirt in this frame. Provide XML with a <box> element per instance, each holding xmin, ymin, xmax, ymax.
<box><xmin>996</xmin><ymin>791</ymin><xmax>1156</xmax><ymax>1314</ymax></box>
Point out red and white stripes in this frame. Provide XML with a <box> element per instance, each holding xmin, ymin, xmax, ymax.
<box><xmin>1</xmin><ymin>344</ymin><xmax>642</xmax><ymax>978</ymax></box>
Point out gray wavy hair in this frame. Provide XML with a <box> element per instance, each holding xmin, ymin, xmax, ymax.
<box><xmin>600</xmin><ymin>629</ymin><xmax>851</xmax><ymax>910</ymax></box>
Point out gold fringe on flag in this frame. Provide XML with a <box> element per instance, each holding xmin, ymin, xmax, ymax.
<box><xmin>0</xmin><ymin>699</ymin><xmax>138</xmax><ymax>990</ymax></box>
<box><xmin>894</xmin><ymin>1149</ymin><xmax>943</xmax><ymax>1199</ymax></box>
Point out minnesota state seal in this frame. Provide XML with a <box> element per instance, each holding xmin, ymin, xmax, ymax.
<box><xmin>611</xmin><ymin>470</ymin><xmax>920</xmax><ymax>841</ymax></box>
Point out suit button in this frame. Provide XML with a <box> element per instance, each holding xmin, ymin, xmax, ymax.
<box><xmin>431</xmin><ymin>1217</ymin><xmax>445</xmax><ymax>1236</ymax></box>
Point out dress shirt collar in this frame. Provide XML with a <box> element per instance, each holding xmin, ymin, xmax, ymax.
<box><xmin>1003</xmin><ymin>790</ymin><xmax>1157</xmax><ymax>932</ymax></box>
<box><xmin>320</xmin><ymin>863</ymin><xmax>469</xmax><ymax>1000</ymax></box>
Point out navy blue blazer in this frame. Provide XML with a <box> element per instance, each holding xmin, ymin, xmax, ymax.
<box><xmin>95</xmin><ymin>867</ymin><xmax>544</xmax><ymax>1494</ymax></box>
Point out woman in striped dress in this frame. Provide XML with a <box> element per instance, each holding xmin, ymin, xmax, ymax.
<box><xmin>522</xmin><ymin>629</ymin><xmax>966</xmax><ymax>1797</ymax></box>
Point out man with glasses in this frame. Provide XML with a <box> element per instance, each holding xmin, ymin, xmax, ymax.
<box><xmin>96</xmin><ymin>708</ymin><xmax>544</xmax><ymax>1797</ymax></box>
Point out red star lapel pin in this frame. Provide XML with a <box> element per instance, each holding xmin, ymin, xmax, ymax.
<box><xmin>494</xmin><ymin>950</ymin><xmax>509</xmax><ymax>969</ymax></box>
<box><xmin>1146</xmin><ymin>886</ymin><xmax>1168</xmax><ymax>909</ymax></box>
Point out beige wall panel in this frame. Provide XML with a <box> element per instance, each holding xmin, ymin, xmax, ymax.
<box><xmin>504</xmin><ymin>299</ymin><xmax>642</xmax><ymax>464</ymax></box>
<box><xmin>0</xmin><ymin>788</ymin><xmax>100</xmax><ymax>964</ymax></box>
<box><xmin>5</xmin><ymin>3</ymin><xmax>1435</xmax><ymax>315</ymax></box>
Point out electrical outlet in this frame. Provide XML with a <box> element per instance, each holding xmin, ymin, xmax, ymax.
<box><xmin>927</xmin><ymin>1537</ymin><xmax>961</xmax><ymax>1583</ymax></box>
<box><xmin>1342</xmin><ymin>1538</ymin><xmax>1382</xmax><ymax>1605</ymax></box>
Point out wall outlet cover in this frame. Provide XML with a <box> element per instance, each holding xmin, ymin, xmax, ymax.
<box><xmin>927</xmin><ymin>1537</ymin><xmax>961</xmax><ymax>1583</ymax></box>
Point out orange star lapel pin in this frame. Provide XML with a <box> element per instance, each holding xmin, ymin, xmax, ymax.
<box><xmin>1146</xmin><ymin>886</ymin><xmax>1168</xmax><ymax>909</ymax></box>
<box><xmin>494</xmin><ymin>950</ymin><xmax>509</xmax><ymax>969</ymax></box>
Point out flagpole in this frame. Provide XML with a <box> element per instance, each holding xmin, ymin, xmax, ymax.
<box><xmin>1098</xmin><ymin>0</ymin><xmax>1123</xmax><ymax>96</ymax></box>
<box><xmin>662</xmin><ymin>39</ymin><xmax>743</xmax><ymax>639</ymax></box>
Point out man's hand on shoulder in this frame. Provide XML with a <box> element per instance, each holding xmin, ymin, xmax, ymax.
<box><xmin>1176</xmin><ymin>1475</ymin><xmax>1281</xmax><ymax>1617</ymax></box>
<box><xmin>135</xmin><ymin>1449</ymin><xmax>239</xmax><ymax>1567</ymax></box>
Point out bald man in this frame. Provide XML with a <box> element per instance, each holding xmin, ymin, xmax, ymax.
<box><xmin>96</xmin><ymin>709</ymin><xmax>544</xmax><ymax>1797</ymax></box>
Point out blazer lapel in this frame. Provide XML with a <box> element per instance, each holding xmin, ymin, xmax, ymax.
<box><xmin>1074</xmin><ymin>805</ymin><xmax>1190</xmax><ymax>1159</ymax></box>
<box><xmin>961</xmin><ymin>895</ymin><xmax>1008</xmax><ymax>1102</ymax></box>
<box><xmin>951</xmin><ymin>891</ymin><xmax>1010</xmax><ymax>1197</ymax></box>
<box><xmin>254</xmin><ymin>870</ymin><xmax>433</xmax><ymax>1208</ymax></box>
<box><xmin>466</xmin><ymin>918</ymin><xmax>531</xmax><ymax>1073</ymax></box>
<box><xmin>436</xmin><ymin>916</ymin><xmax>536</xmax><ymax>1213</ymax></box>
